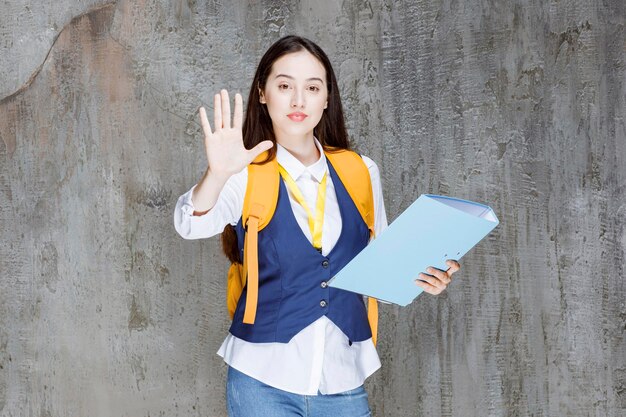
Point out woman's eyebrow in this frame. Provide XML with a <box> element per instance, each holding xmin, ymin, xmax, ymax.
<box><xmin>274</xmin><ymin>74</ymin><xmax>324</xmax><ymax>83</ymax></box>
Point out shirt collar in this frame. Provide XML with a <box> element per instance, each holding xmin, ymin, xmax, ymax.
<box><xmin>276</xmin><ymin>138</ymin><xmax>328</xmax><ymax>183</ymax></box>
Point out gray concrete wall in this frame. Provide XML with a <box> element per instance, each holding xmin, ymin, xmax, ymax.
<box><xmin>0</xmin><ymin>1</ymin><xmax>623</xmax><ymax>416</ymax></box>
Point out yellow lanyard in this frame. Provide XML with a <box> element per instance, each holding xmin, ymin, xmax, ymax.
<box><xmin>278</xmin><ymin>165</ymin><xmax>327</xmax><ymax>251</ymax></box>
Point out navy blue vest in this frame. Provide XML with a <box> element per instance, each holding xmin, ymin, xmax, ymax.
<box><xmin>229</xmin><ymin>160</ymin><xmax>372</xmax><ymax>343</ymax></box>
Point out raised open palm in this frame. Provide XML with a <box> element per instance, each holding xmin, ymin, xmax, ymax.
<box><xmin>199</xmin><ymin>90</ymin><xmax>273</xmax><ymax>178</ymax></box>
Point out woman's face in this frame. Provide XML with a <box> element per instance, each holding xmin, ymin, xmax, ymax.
<box><xmin>260</xmin><ymin>50</ymin><xmax>328</xmax><ymax>141</ymax></box>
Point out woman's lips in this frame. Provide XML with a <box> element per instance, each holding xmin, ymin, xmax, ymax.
<box><xmin>287</xmin><ymin>112</ymin><xmax>308</xmax><ymax>122</ymax></box>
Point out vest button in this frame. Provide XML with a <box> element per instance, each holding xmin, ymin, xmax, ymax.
<box><xmin>319</xmin><ymin>300</ymin><xmax>327</xmax><ymax>308</ymax></box>
<box><xmin>322</xmin><ymin>260</ymin><xmax>329</xmax><ymax>268</ymax></box>
<box><xmin>320</xmin><ymin>281</ymin><xmax>328</xmax><ymax>288</ymax></box>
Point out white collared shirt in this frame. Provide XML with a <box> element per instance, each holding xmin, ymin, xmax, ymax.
<box><xmin>174</xmin><ymin>139</ymin><xmax>388</xmax><ymax>395</ymax></box>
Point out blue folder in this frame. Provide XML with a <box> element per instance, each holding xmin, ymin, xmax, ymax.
<box><xmin>328</xmin><ymin>194</ymin><xmax>499</xmax><ymax>306</ymax></box>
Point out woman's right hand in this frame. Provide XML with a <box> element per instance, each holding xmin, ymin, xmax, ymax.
<box><xmin>199</xmin><ymin>89</ymin><xmax>274</xmax><ymax>179</ymax></box>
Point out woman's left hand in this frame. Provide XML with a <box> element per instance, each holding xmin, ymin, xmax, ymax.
<box><xmin>415</xmin><ymin>260</ymin><xmax>461</xmax><ymax>295</ymax></box>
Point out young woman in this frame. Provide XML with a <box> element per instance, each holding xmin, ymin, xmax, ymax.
<box><xmin>174</xmin><ymin>35</ymin><xmax>460</xmax><ymax>417</ymax></box>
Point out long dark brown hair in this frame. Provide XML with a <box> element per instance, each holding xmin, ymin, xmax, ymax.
<box><xmin>222</xmin><ymin>35</ymin><xmax>352</xmax><ymax>263</ymax></box>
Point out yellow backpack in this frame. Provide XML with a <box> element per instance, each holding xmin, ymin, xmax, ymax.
<box><xmin>226</xmin><ymin>148</ymin><xmax>380</xmax><ymax>345</ymax></box>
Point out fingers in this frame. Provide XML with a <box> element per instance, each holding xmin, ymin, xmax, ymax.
<box><xmin>233</xmin><ymin>93</ymin><xmax>243</xmax><ymax>129</ymax></box>
<box><xmin>415</xmin><ymin>261</ymin><xmax>461</xmax><ymax>295</ymax></box>
<box><xmin>446</xmin><ymin>259</ymin><xmax>461</xmax><ymax>275</ymax></box>
<box><xmin>221</xmin><ymin>89</ymin><xmax>231</xmax><ymax>129</ymax></box>
<box><xmin>248</xmin><ymin>140</ymin><xmax>274</xmax><ymax>161</ymax></box>
<box><xmin>414</xmin><ymin>279</ymin><xmax>443</xmax><ymax>295</ymax></box>
<box><xmin>214</xmin><ymin>93</ymin><xmax>222</xmax><ymax>130</ymax></box>
<box><xmin>425</xmin><ymin>267</ymin><xmax>451</xmax><ymax>285</ymax></box>
<box><xmin>417</xmin><ymin>271</ymin><xmax>448</xmax><ymax>290</ymax></box>
<box><xmin>199</xmin><ymin>107</ymin><xmax>212</xmax><ymax>138</ymax></box>
<box><xmin>213</xmin><ymin>90</ymin><xmax>240</xmax><ymax>130</ymax></box>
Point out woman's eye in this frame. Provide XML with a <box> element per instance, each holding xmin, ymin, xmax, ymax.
<box><xmin>278</xmin><ymin>84</ymin><xmax>289</xmax><ymax>90</ymax></box>
<box><xmin>308</xmin><ymin>86</ymin><xmax>320</xmax><ymax>92</ymax></box>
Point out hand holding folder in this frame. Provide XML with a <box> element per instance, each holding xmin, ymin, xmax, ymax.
<box><xmin>328</xmin><ymin>194</ymin><xmax>499</xmax><ymax>306</ymax></box>
<box><xmin>416</xmin><ymin>259</ymin><xmax>462</xmax><ymax>296</ymax></box>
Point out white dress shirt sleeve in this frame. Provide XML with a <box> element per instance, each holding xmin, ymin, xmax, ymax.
<box><xmin>173</xmin><ymin>167</ymin><xmax>248</xmax><ymax>239</ymax></box>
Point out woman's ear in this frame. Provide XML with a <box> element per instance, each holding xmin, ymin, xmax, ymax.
<box><xmin>259</xmin><ymin>89</ymin><xmax>266</xmax><ymax>104</ymax></box>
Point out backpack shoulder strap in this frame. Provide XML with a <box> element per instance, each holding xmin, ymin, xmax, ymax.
<box><xmin>324</xmin><ymin>149</ymin><xmax>375</xmax><ymax>239</ymax></box>
<box><xmin>243</xmin><ymin>151</ymin><xmax>280</xmax><ymax>232</ymax></box>
<box><xmin>240</xmin><ymin>151</ymin><xmax>280</xmax><ymax>324</ymax></box>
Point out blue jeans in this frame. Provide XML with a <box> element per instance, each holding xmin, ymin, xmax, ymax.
<box><xmin>226</xmin><ymin>366</ymin><xmax>372</xmax><ymax>417</ymax></box>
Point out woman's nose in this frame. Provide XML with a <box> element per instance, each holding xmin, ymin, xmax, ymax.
<box><xmin>290</xmin><ymin>88</ymin><xmax>305</xmax><ymax>108</ymax></box>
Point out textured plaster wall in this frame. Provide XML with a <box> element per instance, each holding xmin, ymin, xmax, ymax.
<box><xmin>0</xmin><ymin>1</ymin><xmax>624</xmax><ymax>416</ymax></box>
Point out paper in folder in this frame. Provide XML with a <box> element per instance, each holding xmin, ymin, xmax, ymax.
<box><xmin>328</xmin><ymin>194</ymin><xmax>499</xmax><ymax>306</ymax></box>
